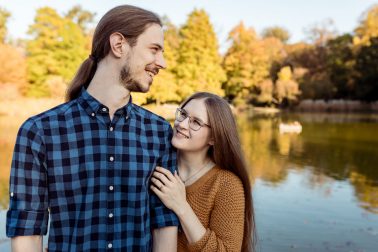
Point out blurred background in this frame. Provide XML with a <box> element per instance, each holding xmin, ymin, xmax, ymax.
<box><xmin>0</xmin><ymin>0</ymin><xmax>377</xmax><ymax>251</ymax></box>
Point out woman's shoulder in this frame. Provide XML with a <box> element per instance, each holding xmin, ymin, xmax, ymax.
<box><xmin>212</xmin><ymin>167</ymin><xmax>245</xmax><ymax>210</ymax></box>
<box><xmin>214</xmin><ymin>167</ymin><xmax>244</xmax><ymax>193</ymax></box>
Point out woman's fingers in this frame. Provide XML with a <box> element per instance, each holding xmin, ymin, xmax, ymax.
<box><xmin>152</xmin><ymin>170</ymin><xmax>173</xmax><ymax>186</ymax></box>
<box><xmin>150</xmin><ymin>184</ymin><xmax>164</xmax><ymax>196</ymax></box>
<box><xmin>156</xmin><ymin>167</ymin><xmax>176</xmax><ymax>181</ymax></box>
<box><xmin>151</xmin><ymin>177</ymin><xmax>165</xmax><ymax>190</ymax></box>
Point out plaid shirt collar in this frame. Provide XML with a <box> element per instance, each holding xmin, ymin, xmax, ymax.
<box><xmin>77</xmin><ymin>87</ymin><xmax>134</xmax><ymax>118</ymax></box>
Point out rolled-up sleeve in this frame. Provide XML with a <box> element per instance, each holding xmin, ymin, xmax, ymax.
<box><xmin>6</xmin><ymin>118</ymin><xmax>49</xmax><ymax>237</ymax></box>
<box><xmin>150</xmin><ymin>123</ymin><xmax>179</xmax><ymax>228</ymax></box>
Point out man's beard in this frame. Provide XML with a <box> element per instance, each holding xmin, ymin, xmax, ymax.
<box><xmin>119</xmin><ymin>63</ymin><xmax>146</xmax><ymax>93</ymax></box>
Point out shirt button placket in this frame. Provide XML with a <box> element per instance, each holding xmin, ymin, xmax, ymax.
<box><xmin>107</xmin><ymin>119</ymin><xmax>116</xmax><ymax>249</ymax></box>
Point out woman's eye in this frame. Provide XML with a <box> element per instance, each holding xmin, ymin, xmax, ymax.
<box><xmin>193</xmin><ymin>120</ymin><xmax>202</xmax><ymax>127</ymax></box>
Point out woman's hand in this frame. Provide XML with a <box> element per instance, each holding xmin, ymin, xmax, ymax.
<box><xmin>150</xmin><ymin>167</ymin><xmax>187</xmax><ymax>214</ymax></box>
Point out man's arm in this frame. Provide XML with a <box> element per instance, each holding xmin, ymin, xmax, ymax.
<box><xmin>152</xmin><ymin>226</ymin><xmax>177</xmax><ymax>252</ymax></box>
<box><xmin>11</xmin><ymin>236</ymin><xmax>42</xmax><ymax>252</ymax></box>
<box><xmin>6</xmin><ymin>119</ymin><xmax>49</xmax><ymax>244</ymax></box>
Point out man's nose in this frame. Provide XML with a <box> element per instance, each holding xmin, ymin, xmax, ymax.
<box><xmin>156</xmin><ymin>53</ymin><xmax>167</xmax><ymax>69</ymax></box>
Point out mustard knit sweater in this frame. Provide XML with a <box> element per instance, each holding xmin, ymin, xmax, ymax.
<box><xmin>177</xmin><ymin>166</ymin><xmax>245</xmax><ymax>252</ymax></box>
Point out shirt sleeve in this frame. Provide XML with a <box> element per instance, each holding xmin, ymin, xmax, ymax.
<box><xmin>150</xmin><ymin>122</ymin><xmax>179</xmax><ymax>228</ymax></box>
<box><xmin>6</xmin><ymin>118</ymin><xmax>49</xmax><ymax>237</ymax></box>
<box><xmin>187</xmin><ymin>173</ymin><xmax>246</xmax><ymax>252</ymax></box>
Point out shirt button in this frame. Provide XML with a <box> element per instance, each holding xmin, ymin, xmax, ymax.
<box><xmin>108</xmin><ymin>243</ymin><xmax>112</xmax><ymax>249</ymax></box>
<box><xmin>109</xmin><ymin>126</ymin><xmax>114</xmax><ymax>131</ymax></box>
<box><xmin>91</xmin><ymin>112</ymin><xmax>95</xmax><ymax>117</ymax></box>
<box><xmin>109</xmin><ymin>213</ymin><xmax>113</xmax><ymax>218</ymax></box>
<box><xmin>109</xmin><ymin>156</ymin><xmax>114</xmax><ymax>162</ymax></box>
<box><xmin>125</xmin><ymin>115</ymin><xmax>129</xmax><ymax>120</ymax></box>
<box><xmin>10</xmin><ymin>192</ymin><xmax>14</xmax><ymax>197</ymax></box>
<box><xmin>102</xmin><ymin>107</ymin><xmax>107</xmax><ymax>112</ymax></box>
<box><xmin>109</xmin><ymin>186</ymin><xmax>114</xmax><ymax>191</ymax></box>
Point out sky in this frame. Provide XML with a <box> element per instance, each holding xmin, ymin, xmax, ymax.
<box><xmin>1</xmin><ymin>0</ymin><xmax>377</xmax><ymax>51</ymax></box>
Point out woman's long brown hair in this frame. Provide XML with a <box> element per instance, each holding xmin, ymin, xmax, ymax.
<box><xmin>181</xmin><ymin>92</ymin><xmax>256</xmax><ymax>252</ymax></box>
<box><xmin>66</xmin><ymin>5</ymin><xmax>162</xmax><ymax>101</ymax></box>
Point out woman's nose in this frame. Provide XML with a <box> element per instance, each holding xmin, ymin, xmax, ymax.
<box><xmin>178</xmin><ymin>117</ymin><xmax>190</xmax><ymax>129</ymax></box>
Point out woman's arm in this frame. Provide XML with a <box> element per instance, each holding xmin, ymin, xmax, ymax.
<box><xmin>151</xmin><ymin>167</ymin><xmax>207</xmax><ymax>244</ymax></box>
<box><xmin>152</xmin><ymin>226</ymin><xmax>178</xmax><ymax>252</ymax></box>
<box><xmin>185</xmin><ymin>174</ymin><xmax>245</xmax><ymax>251</ymax></box>
<box><xmin>151</xmin><ymin>167</ymin><xmax>245</xmax><ymax>251</ymax></box>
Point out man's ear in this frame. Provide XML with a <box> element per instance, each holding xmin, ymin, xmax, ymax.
<box><xmin>109</xmin><ymin>32</ymin><xmax>129</xmax><ymax>58</ymax></box>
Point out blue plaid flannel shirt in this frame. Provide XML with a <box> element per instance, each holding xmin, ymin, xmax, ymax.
<box><xmin>6</xmin><ymin>89</ymin><xmax>179</xmax><ymax>251</ymax></box>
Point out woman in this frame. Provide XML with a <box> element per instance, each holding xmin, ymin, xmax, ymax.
<box><xmin>150</xmin><ymin>92</ymin><xmax>256</xmax><ymax>252</ymax></box>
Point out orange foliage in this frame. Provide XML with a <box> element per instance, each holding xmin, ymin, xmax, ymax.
<box><xmin>0</xmin><ymin>44</ymin><xmax>27</xmax><ymax>87</ymax></box>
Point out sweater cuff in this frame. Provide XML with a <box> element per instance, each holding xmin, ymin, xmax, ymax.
<box><xmin>187</xmin><ymin>229</ymin><xmax>212</xmax><ymax>251</ymax></box>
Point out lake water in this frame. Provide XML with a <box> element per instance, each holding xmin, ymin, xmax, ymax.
<box><xmin>0</xmin><ymin>111</ymin><xmax>377</xmax><ymax>251</ymax></box>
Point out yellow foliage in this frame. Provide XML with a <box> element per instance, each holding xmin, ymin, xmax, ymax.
<box><xmin>278</xmin><ymin>66</ymin><xmax>292</xmax><ymax>81</ymax></box>
<box><xmin>131</xmin><ymin>92</ymin><xmax>148</xmax><ymax>106</ymax></box>
<box><xmin>354</xmin><ymin>5</ymin><xmax>378</xmax><ymax>46</ymax></box>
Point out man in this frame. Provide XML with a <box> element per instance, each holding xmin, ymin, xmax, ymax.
<box><xmin>7</xmin><ymin>5</ymin><xmax>178</xmax><ymax>251</ymax></box>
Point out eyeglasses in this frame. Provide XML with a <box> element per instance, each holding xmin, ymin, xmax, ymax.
<box><xmin>175</xmin><ymin>108</ymin><xmax>211</xmax><ymax>131</ymax></box>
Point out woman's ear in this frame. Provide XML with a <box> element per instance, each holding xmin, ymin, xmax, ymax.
<box><xmin>109</xmin><ymin>32</ymin><xmax>129</xmax><ymax>58</ymax></box>
<box><xmin>209</xmin><ymin>139</ymin><xmax>214</xmax><ymax>146</ymax></box>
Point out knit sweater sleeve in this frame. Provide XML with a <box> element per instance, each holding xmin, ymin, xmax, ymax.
<box><xmin>187</xmin><ymin>172</ymin><xmax>245</xmax><ymax>252</ymax></box>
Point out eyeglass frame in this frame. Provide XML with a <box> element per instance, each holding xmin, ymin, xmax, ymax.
<box><xmin>175</xmin><ymin>108</ymin><xmax>211</xmax><ymax>131</ymax></box>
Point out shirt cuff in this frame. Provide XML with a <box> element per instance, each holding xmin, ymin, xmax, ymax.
<box><xmin>151</xmin><ymin>206</ymin><xmax>180</xmax><ymax>229</ymax></box>
<box><xmin>6</xmin><ymin>209</ymin><xmax>49</xmax><ymax>237</ymax></box>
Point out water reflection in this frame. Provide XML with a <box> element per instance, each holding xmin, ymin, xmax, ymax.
<box><xmin>238</xmin><ymin>112</ymin><xmax>378</xmax><ymax>214</ymax></box>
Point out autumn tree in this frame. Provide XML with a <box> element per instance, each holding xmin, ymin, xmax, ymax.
<box><xmin>0</xmin><ymin>8</ymin><xmax>27</xmax><ymax>98</ymax></box>
<box><xmin>66</xmin><ymin>5</ymin><xmax>96</xmax><ymax>52</ymax></box>
<box><xmin>26</xmin><ymin>7</ymin><xmax>89</xmax><ymax>97</ymax></box>
<box><xmin>248</xmin><ymin>37</ymin><xmax>285</xmax><ymax>105</ymax></box>
<box><xmin>354</xmin><ymin>37</ymin><xmax>378</xmax><ymax>101</ymax></box>
<box><xmin>285</xmin><ymin>41</ymin><xmax>334</xmax><ymax>100</ymax></box>
<box><xmin>274</xmin><ymin>66</ymin><xmax>300</xmax><ymax>106</ymax></box>
<box><xmin>0</xmin><ymin>7</ymin><xmax>10</xmax><ymax>43</ymax></box>
<box><xmin>262</xmin><ymin>26</ymin><xmax>290</xmax><ymax>43</ymax></box>
<box><xmin>176</xmin><ymin>9</ymin><xmax>225</xmax><ymax>99</ymax></box>
<box><xmin>326</xmin><ymin>34</ymin><xmax>356</xmax><ymax>99</ymax></box>
<box><xmin>354</xmin><ymin>4</ymin><xmax>378</xmax><ymax>46</ymax></box>
<box><xmin>0</xmin><ymin>44</ymin><xmax>27</xmax><ymax>86</ymax></box>
<box><xmin>223</xmin><ymin>22</ymin><xmax>258</xmax><ymax>104</ymax></box>
<box><xmin>223</xmin><ymin>22</ymin><xmax>285</xmax><ymax>105</ymax></box>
